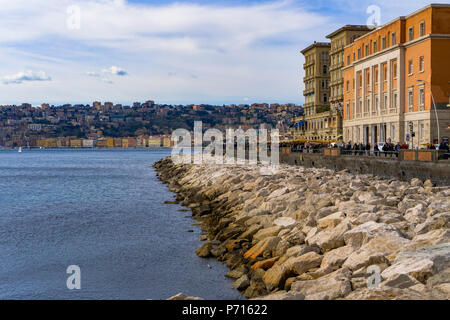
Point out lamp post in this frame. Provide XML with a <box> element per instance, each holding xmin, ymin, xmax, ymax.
<box><xmin>417</xmin><ymin>79</ymin><xmax>440</xmax><ymax>144</ymax></box>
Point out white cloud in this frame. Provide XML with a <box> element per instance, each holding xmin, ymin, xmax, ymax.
<box><xmin>3</xmin><ymin>70</ymin><xmax>52</xmax><ymax>85</ymax></box>
<box><xmin>0</xmin><ymin>0</ymin><xmax>334</xmax><ymax>103</ymax></box>
<box><xmin>102</xmin><ymin>66</ymin><xmax>127</xmax><ymax>76</ymax></box>
<box><xmin>86</xmin><ymin>71</ymin><xmax>100</xmax><ymax>77</ymax></box>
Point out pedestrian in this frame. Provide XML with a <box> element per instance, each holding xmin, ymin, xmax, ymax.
<box><xmin>373</xmin><ymin>143</ymin><xmax>379</xmax><ymax>156</ymax></box>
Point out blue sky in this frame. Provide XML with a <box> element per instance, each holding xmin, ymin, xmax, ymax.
<box><xmin>0</xmin><ymin>0</ymin><xmax>445</xmax><ymax>106</ymax></box>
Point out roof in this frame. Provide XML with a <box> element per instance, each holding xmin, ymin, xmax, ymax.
<box><xmin>326</xmin><ymin>25</ymin><xmax>373</xmax><ymax>39</ymax></box>
<box><xmin>301</xmin><ymin>42</ymin><xmax>330</xmax><ymax>54</ymax></box>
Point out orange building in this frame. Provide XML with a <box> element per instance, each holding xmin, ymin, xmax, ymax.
<box><xmin>342</xmin><ymin>4</ymin><xmax>450</xmax><ymax>147</ymax></box>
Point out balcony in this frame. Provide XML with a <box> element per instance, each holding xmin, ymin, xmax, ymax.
<box><xmin>303</xmin><ymin>88</ymin><xmax>315</xmax><ymax>96</ymax></box>
<box><xmin>329</xmin><ymin>62</ymin><xmax>344</xmax><ymax>71</ymax></box>
<box><xmin>331</xmin><ymin>78</ymin><xmax>343</xmax><ymax>86</ymax></box>
<box><xmin>330</xmin><ymin>45</ymin><xmax>345</xmax><ymax>55</ymax></box>
<box><xmin>303</xmin><ymin>60</ymin><xmax>315</xmax><ymax>68</ymax></box>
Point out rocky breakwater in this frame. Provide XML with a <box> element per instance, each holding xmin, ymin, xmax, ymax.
<box><xmin>154</xmin><ymin>157</ymin><xmax>450</xmax><ymax>300</ymax></box>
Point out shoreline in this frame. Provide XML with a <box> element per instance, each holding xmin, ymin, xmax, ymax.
<box><xmin>154</xmin><ymin>157</ymin><xmax>449</xmax><ymax>300</ymax></box>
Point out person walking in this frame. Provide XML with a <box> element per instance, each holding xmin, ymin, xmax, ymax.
<box><xmin>373</xmin><ymin>143</ymin><xmax>379</xmax><ymax>157</ymax></box>
<box><xmin>365</xmin><ymin>142</ymin><xmax>370</xmax><ymax>156</ymax></box>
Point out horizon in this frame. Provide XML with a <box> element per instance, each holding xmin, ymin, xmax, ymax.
<box><xmin>1</xmin><ymin>0</ymin><xmax>446</xmax><ymax>106</ymax></box>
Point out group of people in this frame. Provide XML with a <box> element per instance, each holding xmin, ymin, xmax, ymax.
<box><xmin>342</xmin><ymin>141</ymin><xmax>406</xmax><ymax>157</ymax></box>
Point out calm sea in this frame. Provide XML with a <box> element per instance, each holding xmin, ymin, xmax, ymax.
<box><xmin>0</xmin><ymin>149</ymin><xmax>242</xmax><ymax>300</ymax></box>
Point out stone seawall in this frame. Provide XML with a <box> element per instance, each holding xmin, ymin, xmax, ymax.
<box><xmin>281</xmin><ymin>153</ymin><xmax>450</xmax><ymax>186</ymax></box>
<box><xmin>154</xmin><ymin>157</ymin><xmax>450</xmax><ymax>300</ymax></box>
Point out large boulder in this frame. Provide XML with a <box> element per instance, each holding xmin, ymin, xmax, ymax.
<box><xmin>262</xmin><ymin>264</ymin><xmax>290</xmax><ymax>291</ymax></box>
<box><xmin>274</xmin><ymin>217</ymin><xmax>297</xmax><ymax>228</ymax></box>
<box><xmin>381</xmin><ymin>243</ymin><xmax>450</xmax><ymax>283</ymax></box>
<box><xmin>342</xmin><ymin>235</ymin><xmax>412</xmax><ymax>271</ymax></box>
<box><xmin>307</xmin><ymin>220</ymin><xmax>352</xmax><ymax>251</ymax></box>
<box><xmin>244</xmin><ymin>236</ymin><xmax>281</xmax><ymax>260</ymax></box>
<box><xmin>252</xmin><ymin>226</ymin><xmax>283</xmax><ymax>243</ymax></box>
<box><xmin>290</xmin><ymin>268</ymin><xmax>352</xmax><ymax>300</ymax></box>
<box><xmin>318</xmin><ymin>245</ymin><xmax>356</xmax><ymax>275</ymax></box>
<box><xmin>233</xmin><ymin>275</ymin><xmax>250</xmax><ymax>290</ymax></box>
<box><xmin>408</xmin><ymin>229</ymin><xmax>450</xmax><ymax>249</ymax></box>
<box><xmin>317</xmin><ymin>212</ymin><xmax>346</xmax><ymax>230</ymax></box>
<box><xmin>404</xmin><ymin>204</ymin><xmax>427</xmax><ymax>225</ymax></box>
<box><xmin>343</xmin><ymin>221</ymin><xmax>403</xmax><ymax>248</ymax></box>
<box><xmin>195</xmin><ymin>242</ymin><xmax>212</xmax><ymax>258</ymax></box>
<box><xmin>414</xmin><ymin>212</ymin><xmax>449</xmax><ymax>235</ymax></box>
<box><xmin>283</xmin><ymin>252</ymin><xmax>323</xmax><ymax>275</ymax></box>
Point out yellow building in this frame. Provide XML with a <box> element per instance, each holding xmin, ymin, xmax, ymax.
<box><xmin>122</xmin><ymin>138</ymin><xmax>129</xmax><ymax>148</ymax></box>
<box><xmin>106</xmin><ymin>138</ymin><xmax>114</xmax><ymax>148</ymax></box>
<box><xmin>326</xmin><ymin>25</ymin><xmax>372</xmax><ymax>138</ymax></box>
<box><xmin>292</xmin><ymin>42</ymin><xmax>342</xmax><ymax>141</ymax></box>
<box><xmin>70</xmin><ymin>139</ymin><xmax>83</xmax><ymax>148</ymax></box>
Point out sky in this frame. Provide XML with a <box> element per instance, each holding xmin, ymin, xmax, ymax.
<box><xmin>0</xmin><ymin>0</ymin><xmax>446</xmax><ymax>106</ymax></box>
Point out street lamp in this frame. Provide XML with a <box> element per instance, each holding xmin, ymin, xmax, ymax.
<box><xmin>417</xmin><ymin>79</ymin><xmax>440</xmax><ymax>143</ymax></box>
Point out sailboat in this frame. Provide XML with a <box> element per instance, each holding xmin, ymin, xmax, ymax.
<box><xmin>18</xmin><ymin>147</ymin><xmax>22</xmax><ymax>153</ymax></box>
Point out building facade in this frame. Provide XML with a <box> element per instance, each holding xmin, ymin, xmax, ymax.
<box><xmin>326</xmin><ymin>25</ymin><xmax>372</xmax><ymax>138</ymax></box>
<box><xmin>342</xmin><ymin>4</ymin><xmax>450</xmax><ymax>147</ymax></box>
<box><xmin>293</xmin><ymin>42</ymin><xmax>342</xmax><ymax>141</ymax></box>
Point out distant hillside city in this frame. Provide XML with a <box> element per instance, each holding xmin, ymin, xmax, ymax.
<box><xmin>0</xmin><ymin>101</ymin><xmax>302</xmax><ymax>148</ymax></box>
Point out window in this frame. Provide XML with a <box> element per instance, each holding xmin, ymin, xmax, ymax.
<box><xmin>323</xmin><ymin>65</ymin><xmax>328</xmax><ymax>75</ymax></box>
<box><xmin>393</xmin><ymin>63</ymin><xmax>398</xmax><ymax>79</ymax></box>
<box><xmin>382</xmin><ymin>37</ymin><xmax>386</xmax><ymax>49</ymax></box>
<box><xmin>419</xmin><ymin>86</ymin><xmax>425</xmax><ymax>109</ymax></box>
<box><xmin>346</xmin><ymin>101</ymin><xmax>350</xmax><ymax>119</ymax></box>
<box><xmin>323</xmin><ymin>93</ymin><xmax>328</xmax><ymax>103</ymax></box>
<box><xmin>420</xmin><ymin>57</ymin><xmax>425</xmax><ymax>72</ymax></box>
<box><xmin>384</xmin><ymin>94</ymin><xmax>388</xmax><ymax>110</ymax></box>
<box><xmin>365</xmin><ymin>45</ymin><xmax>369</xmax><ymax>56</ymax></box>
<box><xmin>408</xmin><ymin>88</ymin><xmax>414</xmax><ymax>111</ymax></box>
<box><xmin>346</xmin><ymin>80</ymin><xmax>350</xmax><ymax>92</ymax></box>
<box><xmin>408</xmin><ymin>27</ymin><xmax>414</xmax><ymax>41</ymax></box>
<box><xmin>420</xmin><ymin>22</ymin><xmax>425</xmax><ymax>37</ymax></box>
<box><xmin>347</xmin><ymin>55</ymin><xmax>350</xmax><ymax>65</ymax></box>
<box><xmin>393</xmin><ymin>92</ymin><xmax>398</xmax><ymax>109</ymax></box>
<box><xmin>375</xmin><ymin>96</ymin><xmax>379</xmax><ymax>113</ymax></box>
<box><xmin>352</xmin><ymin>101</ymin><xmax>356</xmax><ymax>118</ymax></box>
<box><xmin>375</xmin><ymin>68</ymin><xmax>379</xmax><ymax>84</ymax></box>
<box><xmin>391</xmin><ymin>32</ymin><xmax>396</xmax><ymax>45</ymax></box>
<box><xmin>322</xmin><ymin>80</ymin><xmax>325</xmax><ymax>89</ymax></box>
<box><xmin>373</xmin><ymin>41</ymin><xmax>377</xmax><ymax>53</ymax></box>
<box><xmin>408</xmin><ymin>60</ymin><xmax>413</xmax><ymax>75</ymax></box>
<box><xmin>420</xmin><ymin>123</ymin><xmax>425</xmax><ymax>139</ymax></box>
<box><xmin>357</xmin><ymin>48</ymin><xmax>361</xmax><ymax>59</ymax></box>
